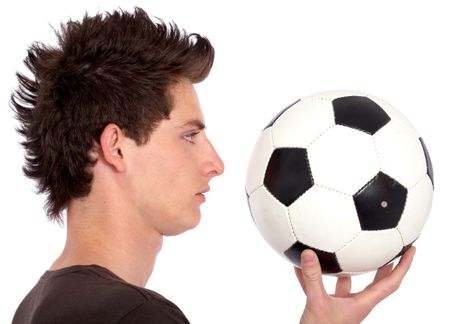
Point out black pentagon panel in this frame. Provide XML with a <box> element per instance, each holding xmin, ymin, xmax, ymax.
<box><xmin>263</xmin><ymin>98</ymin><xmax>301</xmax><ymax>130</ymax></box>
<box><xmin>419</xmin><ymin>137</ymin><xmax>434</xmax><ymax>187</ymax></box>
<box><xmin>284</xmin><ymin>241</ymin><xmax>342</xmax><ymax>274</ymax></box>
<box><xmin>354</xmin><ymin>172</ymin><xmax>407</xmax><ymax>231</ymax></box>
<box><xmin>264</xmin><ymin>148</ymin><xmax>313</xmax><ymax>206</ymax></box>
<box><xmin>333</xmin><ymin>96</ymin><xmax>391</xmax><ymax>135</ymax></box>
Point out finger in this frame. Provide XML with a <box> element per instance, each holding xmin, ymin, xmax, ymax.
<box><xmin>294</xmin><ymin>267</ymin><xmax>307</xmax><ymax>292</ymax></box>
<box><xmin>364</xmin><ymin>262</ymin><xmax>394</xmax><ymax>291</ymax></box>
<box><xmin>335</xmin><ymin>275</ymin><xmax>352</xmax><ymax>297</ymax></box>
<box><xmin>299</xmin><ymin>249</ymin><xmax>326</xmax><ymax>299</ymax></box>
<box><xmin>373</xmin><ymin>262</ymin><xmax>394</xmax><ymax>284</ymax></box>
<box><xmin>389</xmin><ymin>246</ymin><xmax>416</xmax><ymax>283</ymax></box>
<box><xmin>357</xmin><ymin>246</ymin><xmax>416</xmax><ymax>307</ymax></box>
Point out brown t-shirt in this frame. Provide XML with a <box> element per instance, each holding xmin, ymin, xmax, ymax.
<box><xmin>12</xmin><ymin>264</ymin><xmax>190</xmax><ymax>324</ymax></box>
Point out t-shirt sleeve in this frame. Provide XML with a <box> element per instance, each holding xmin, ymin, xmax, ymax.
<box><xmin>117</xmin><ymin>300</ymin><xmax>190</xmax><ymax>324</ymax></box>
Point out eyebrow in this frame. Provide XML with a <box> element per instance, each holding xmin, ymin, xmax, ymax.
<box><xmin>178</xmin><ymin>119</ymin><xmax>206</xmax><ymax>130</ymax></box>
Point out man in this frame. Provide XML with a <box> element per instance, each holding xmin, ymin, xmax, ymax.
<box><xmin>11</xmin><ymin>7</ymin><xmax>415</xmax><ymax>324</ymax></box>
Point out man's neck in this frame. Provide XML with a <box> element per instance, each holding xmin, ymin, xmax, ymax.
<box><xmin>49</xmin><ymin>197</ymin><xmax>163</xmax><ymax>288</ymax></box>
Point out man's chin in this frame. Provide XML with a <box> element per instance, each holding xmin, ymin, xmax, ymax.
<box><xmin>164</xmin><ymin>212</ymin><xmax>201</xmax><ymax>236</ymax></box>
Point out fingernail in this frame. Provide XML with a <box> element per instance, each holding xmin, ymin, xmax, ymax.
<box><xmin>301</xmin><ymin>250</ymin><xmax>316</xmax><ymax>266</ymax></box>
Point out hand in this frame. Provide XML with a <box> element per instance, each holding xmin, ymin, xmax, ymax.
<box><xmin>295</xmin><ymin>247</ymin><xmax>416</xmax><ymax>324</ymax></box>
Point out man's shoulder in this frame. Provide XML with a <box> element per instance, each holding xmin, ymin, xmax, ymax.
<box><xmin>42</xmin><ymin>264</ymin><xmax>152</xmax><ymax>306</ymax></box>
<box><xmin>13</xmin><ymin>265</ymin><xmax>189</xmax><ymax>324</ymax></box>
<box><xmin>117</xmin><ymin>296</ymin><xmax>190</xmax><ymax>324</ymax></box>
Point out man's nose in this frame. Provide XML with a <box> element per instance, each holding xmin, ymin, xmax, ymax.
<box><xmin>204</xmin><ymin>141</ymin><xmax>225</xmax><ymax>178</ymax></box>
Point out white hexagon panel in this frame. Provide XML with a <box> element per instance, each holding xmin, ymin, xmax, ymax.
<box><xmin>308</xmin><ymin>125</ymin><xmax>379</xmax><ymax>195</ymax></box>
<box><xmin>288</xmin><ymin>185</ymin><xmax>361</xmax><ymax>253</ymax></box>
<box><xmin>271</xmin><ymin>97</ymin><xmax>335</xmax><ymax>149</ymax></box>
<box><xmin>397</xmin><ymin>175</ymin><xmax>434</xmax><ymax>245</ymax></box>
<box><xmin>374</xmin><ymin>118</ymin><xmax>427</xmax><ymax>188</ymax></box>
<box><xmin>247</xmin><ymin>186</ymin><xmax>297</xmax><ymax>261</ymax></box>
<box><xmin>336</xmin><ymin>229</ymin><xmax>403</xmax><ymax>274</ymax></box>
<box><xmin>245</xmin><ymin>128</ymin><xmax>274</xmax><ymax>195</ymax></box>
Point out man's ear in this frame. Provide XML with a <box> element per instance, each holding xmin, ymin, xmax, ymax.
<box><xmin>99</xmin><ymin>123</ymin><xmax>126</xmax><ymax>172</ymax></box>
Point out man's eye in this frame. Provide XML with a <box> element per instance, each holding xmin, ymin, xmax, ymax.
<box><xmin>183</xmin><ymin>132</ymin><xmax>199</xmax><ymax>143</ymax></box>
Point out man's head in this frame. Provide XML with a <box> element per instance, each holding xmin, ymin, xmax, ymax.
<box><xmin>98</xmin><ymin>78</ymin><xmax>224</xmax><ymax>235</ymax></box>
<box><xmin>11</xmin><ymin>8</ymin><xmax>217</xmax><ymax>223</ymax></box>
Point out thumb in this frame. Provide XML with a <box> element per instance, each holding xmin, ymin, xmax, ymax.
<box><xmin>300</xmin><ymin>249</ymin><xmax>326</xmax><ymax>299</ymax></box>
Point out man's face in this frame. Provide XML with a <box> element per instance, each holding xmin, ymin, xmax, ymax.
<box><xmin>124</xmin><ymin>79</ymin><xmax>224</xmax><ymax>236</ymax></box>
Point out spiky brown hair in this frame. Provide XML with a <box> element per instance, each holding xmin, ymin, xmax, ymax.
<box><xmin>11</xmin><ymin>7</ymin><xmax>214</xmax><ymax>222</ymax></box>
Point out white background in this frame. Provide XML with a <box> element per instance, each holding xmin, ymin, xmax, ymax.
<box><xmin>1</xmin><ymin>1</ymin><xmax>449</xmax><ymax>323</ymax></box>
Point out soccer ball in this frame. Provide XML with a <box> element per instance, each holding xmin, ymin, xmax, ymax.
<box><xmin>245</xmin><ymin>90</ymin><xmax>433</xmax><ymax>275</ymax></box>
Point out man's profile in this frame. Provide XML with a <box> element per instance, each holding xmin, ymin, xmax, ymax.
<box><xmin>11</xmin><ymin>7</ymin><xmax>415</xmax><ymax>324</ymax></box>
<box><xmin>12</xmin><ymin>8</ymin><xmax>223</xmax><ymax>323</ymax></box>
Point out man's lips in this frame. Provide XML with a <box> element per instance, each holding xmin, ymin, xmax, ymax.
<box><xmin>196</xmin><ymin>187</ymin><xmax>210</xmax><ymax>202</ymax></box>
<box><xmin>197</xmin><ymin>186</ymin><xmax>210</xmax><ymax>195</ymax></box>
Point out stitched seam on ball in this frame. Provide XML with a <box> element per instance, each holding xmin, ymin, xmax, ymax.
<box><xmin>258</xmin><ymin>127</ymin><xmax>276</xmax><ymax>198</ymax></box>
<box><xmin>395</xmin><ymin>228</ymin><xmax>406</xmax><ymax>247</ymax></box>
<box><xmin>401</xmin><ymin>191</ymin><xmax>410</xmax><ymax>238</ymax></box>
<box><xmin>371</xmin><ymin>136</ymin><xmax>382</xmax><ymax>172</ymax></box>
<box><xmin>286</xmin><ymin>207</ymin><xmax>299</xmax><ymax>242</ymax></box>
<box><xmin>340</xmin><ymin>271</ymin><xmax>368</xmax><ymax>276</ymax></box>
<box><xmin>315</xmin><ymin>183</ymin><xmax>352</xmax><ymax>197</ymax></box>
<box><xmin>306</xmin><ymin>124</ymin><xmax>335</xmax><ymax>149</ymax></box>
<box><xmin>247</xmin><ymin>183</ymin><xmax>264</xmax><ymax>197</ymax></box>
<box><xmin>335</xmin><ymin>230</ymin><xmax>362</xmax><ymax>254</ymax></box>
<box><xmin>269</xmin><ymin>122</ymin><xmax>276</xmax><ymax>149</ymax></box>
<box><xmin>408</xmin><ymin>173</ymin><xmax>428</xmax><ymax>191</ymax></box>
<box><xmin>260</xmin><ymin>186</ymin><xmax>299</xmax><ymax>242</ymax></box>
